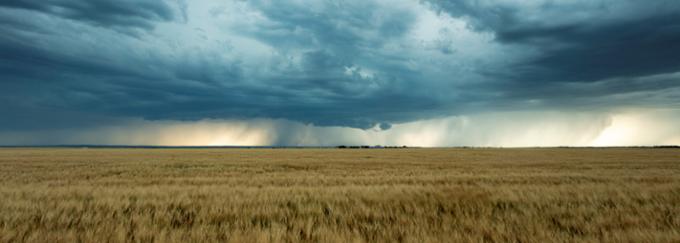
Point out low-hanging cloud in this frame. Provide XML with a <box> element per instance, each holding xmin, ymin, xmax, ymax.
<box><xmin>2</xmin><ymin>110</ymin><xmax>678</xmax><ymax>147</ymax></box>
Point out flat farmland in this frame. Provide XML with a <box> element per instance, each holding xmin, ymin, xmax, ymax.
<box><xmin>0</xmin><ymin>148</ymin><xmax>679</xmax><ymax>242</ymax></box>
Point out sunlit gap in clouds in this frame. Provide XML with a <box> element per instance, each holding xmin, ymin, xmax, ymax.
<box><xmin>2</xmin><ymin>110</ymin><xmax>678</xmax><ymax>147</ymax></box>
<box><xmin>591</xmin><ymin>110</ymin><xmax>680</xmax><ymax>146</ymax></box>
<box><xmin>118</xmin><ymin>120</ymin><xmax>276</xmax><ymax>146</ymax></box>
<box><xmin>154</xmin><ymin>109</ymin><xmax>680</xmax><ymax>147</ymax></box>
<box><xmin>157</xmin><ymin>121</ymin><xmax>273</xmax><ymax>146</ymax></box>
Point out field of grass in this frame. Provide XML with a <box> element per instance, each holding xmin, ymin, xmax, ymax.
<box><xmin>0</xmin><ymin>148</ymin><xmax>679</xmax><ymax>242</ymax></box>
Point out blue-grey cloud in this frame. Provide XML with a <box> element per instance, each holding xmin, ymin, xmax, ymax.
<box><xmin>1</xmin><ymin>0</ymin><xmax>679</xmax><ymax>137</ymax></box>
<box><xmin>429</xmin><ymin>0</ymin><xmax>680</xmax><ymax>82</ymax></box>
<box><xmin>0</xmin><ymin>0</ymin><xmax>177</xmax><ymax>30</ymax></box>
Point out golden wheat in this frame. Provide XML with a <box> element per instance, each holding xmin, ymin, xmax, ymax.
<box><xmin>0</xmin><ymin>148</ymin><xmax>678</xmax><ymax>242</ymax></box>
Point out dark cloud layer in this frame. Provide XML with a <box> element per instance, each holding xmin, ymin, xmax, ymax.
<box><xmin>0</xmin><ymin>0</ymin><xmax>176</xmax><ymax>30</ymax></box>
<box><xmin>429</xmin><ymin>0</ymin><xmax>680</xmax><ymax>82</ymax></box>
<box><xmin>1</xmin><ymin>0</ymin><xmax>680</xmax><ymax>133</ymax></box>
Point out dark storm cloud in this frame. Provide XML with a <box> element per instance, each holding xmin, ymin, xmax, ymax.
<box><xmin>223</xmin><ymin>0</ymin><xmax>430</xmax><ymax>128</ymax></box>
<box><xmin>0</xmin><ymin>0</ymin><xmax>177</xmax><ymax>30</ymax></box>
<box><xmin>428</xmin><ymin>0</ymin><xmax>680</xmax><ymax>82</ymax></box>
<box><xmin>1</xmin><ymin>0</ymin><xmax>680</xmax><ymax>133</ymax></box>
<box><xmin>517</xmin><ymin>15</ymin><xmax>680</xmax><ymax>83</ymax></box>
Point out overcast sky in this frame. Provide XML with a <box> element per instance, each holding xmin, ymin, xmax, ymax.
<box><xmin>1</xmin><ymin>0</ymin><xmax>679</xmax><ymax>146</ymax></box>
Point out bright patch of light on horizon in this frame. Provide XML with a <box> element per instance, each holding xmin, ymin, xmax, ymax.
<box><xmin>590</xmin><ymin>115</ymin><xmax>636</xmax><ymax>146</ymax></box>
<box><xmin>154</xmin><ymin>121</ymin><xmax>273</xmax><ymax>146</ymax></box>
<box><xmin>589</xmin><ymin>110</ymin><xmax>680</xmax><ymax>147</ymax></box>
<box><xmin>1</xmin><ymin>111</ymin><xmax>678</xmax><ymax>147</ymax></box>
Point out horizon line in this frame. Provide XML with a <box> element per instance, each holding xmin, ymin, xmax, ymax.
<box><xmin>0</xmin><ymin>145</ymin><xmax>678</xmax><ymax>149</ymax></box>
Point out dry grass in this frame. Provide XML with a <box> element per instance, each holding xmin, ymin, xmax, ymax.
<box><xmin>0</xmin><ymin>148</ymin><xmax>679</xmax><ymax>242</ymax></box>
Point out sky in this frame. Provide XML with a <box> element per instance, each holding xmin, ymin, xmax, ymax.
<box><xmin>1</xmin><ymin>0</ymin><xmax>679</xmax><ymax>146</ymax></box>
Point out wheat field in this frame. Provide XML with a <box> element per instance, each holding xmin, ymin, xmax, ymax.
<box><xmin>0</xmin><ymin>148</ymin><xmax>678</xmax><ymax>242</ymax></box>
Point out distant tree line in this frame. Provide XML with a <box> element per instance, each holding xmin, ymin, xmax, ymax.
<box><xmin>336</xmin><ymin>145</ymin><xmax>410</xmax><ymax>149</ymax></box>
